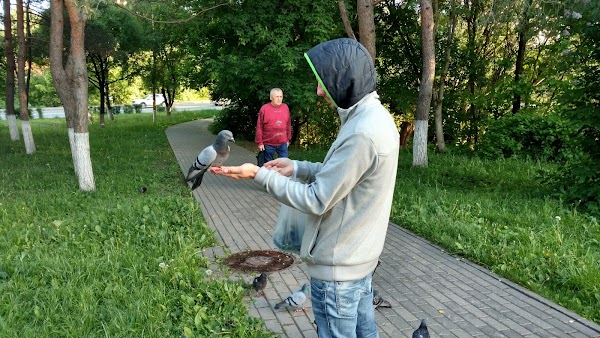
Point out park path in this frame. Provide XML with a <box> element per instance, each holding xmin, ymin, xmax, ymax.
<box><xmin>166</xmin><ymin>119</ymin><xmax>600</xmax><ymax>338</ymax></box>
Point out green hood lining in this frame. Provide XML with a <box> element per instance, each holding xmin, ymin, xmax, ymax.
<box><xmin>304</xmin><ymin>52</ymin><xmax>338</xmax><ymax>109</ymax></box>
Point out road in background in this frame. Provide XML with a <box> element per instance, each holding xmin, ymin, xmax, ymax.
<box><xmin>0</xmin><ymin>101</ymin><xmax>222</xmax><ymax>120</ymax></box>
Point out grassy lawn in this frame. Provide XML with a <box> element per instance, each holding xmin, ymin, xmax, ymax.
<box><xmin>0</xmin><ymin>112</ymin><xmax>272</xmax><ymax>337</ymax></box>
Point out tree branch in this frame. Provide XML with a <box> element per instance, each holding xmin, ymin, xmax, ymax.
<box><xmin>338</xmin><ymin>0</ymin><xmax>356</xmax><ymax>40</ymax></box>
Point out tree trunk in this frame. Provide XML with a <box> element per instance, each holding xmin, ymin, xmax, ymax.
<box><xmin>413</xmin><ymin>0</ymin><xmax>435</xmax><ymax>167</ymax></box>
<box><xmin>50</xmin><ymin>0</ymin><xmax>95</xmax><ymax>191</ymax></box>
<box><xmin>3</xmin><ymin>0</ymin><xmax>20</xmax><ymax>141</ymax></box>
<box><xmin>17</xmin><ymin>0</ymin><xmax>35</xmax><ymax>154</ymax></box>
<box><xmin>433</xmin><ymin>0</ymin><xmax>456</xmax><ymax>153</ymax></box>
<box><xmin>512</xmin><ymin>0</ymin><xmax>531</xmax><ymax>114</ymax></box>
<box><xmin>400</xmin><ymin>122</ymin><xmax>414</xmax><ymax>149</ymax></box>
<box><xmin>357</xmin><ymin>0</ymin><xmax>376</xmax><ymax>61</ymax></box>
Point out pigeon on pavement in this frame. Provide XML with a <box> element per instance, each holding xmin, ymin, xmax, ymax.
<box><xmin>372</xmin><ymin>289</ymin><xmax>392</xmax><ymax>309</ymax></box>
<box><xmin>274</xmin><ymin>283</ymin><xmax>310</xmax><ymax>312</ymax></box>
<box><xmin>412</xmin><ymin>319</ymin><xmax>430</xmax><ymax>338</ymax></box>
<box><xmin>252</xmin><ymin>272</ymin><xmax>268</xmax><ymax>297</ymax></box>
<box><xmin>186</xmin><ymin>130</ymin><xmax>234</xmax><ymax>190</ymax></box>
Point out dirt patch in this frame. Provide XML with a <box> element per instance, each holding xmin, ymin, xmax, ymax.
<box><xmin>224</xmin><ymin>250</ymin><xmax>295</xmax><ymax>273</ymax></box>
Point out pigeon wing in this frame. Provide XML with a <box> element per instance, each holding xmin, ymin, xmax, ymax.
<box><xmin>186</xmin><ymin>145</ymin><xmax>217</xmax><ymax>190</ymax></box>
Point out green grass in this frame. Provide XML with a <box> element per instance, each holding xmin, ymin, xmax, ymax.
<box><xmin>0</xmin><ymin>113</ymin><xmax>273</xmax><ymax>338</ymax></box>
<box><xmin>288</xmin><ymin>147</ymin><xmax>600</xmax><ymax>324</ymax></box>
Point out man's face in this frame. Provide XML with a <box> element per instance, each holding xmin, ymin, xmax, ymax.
<box><xmin>270</xmin><ymin>91</ymin><xmax>283</xmax><ymax>107</ymax></box>
<box><xmin>317</xmin><ymin>82</ymin><xmax>334</xmax><ymax>107</ymax></box>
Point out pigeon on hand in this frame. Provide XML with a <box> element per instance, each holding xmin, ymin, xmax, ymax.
<box><xmin>252</xmin><ymin>272</ymin><xmax>268</xmax><ymax>297</ymax></box>
<box><xmin>373</xmin><ymin>289</ymin><xmax>392</xmax><ymax>309</ymax></box>
<box><xmin>412</xmin><ymin>319</ymin><xmax>430</xmax><ymax>338</ymax></box>
<box><xmin>186</xmin><ymin>130</ymin><xmax>235</xmax><ymax>190</ymax></box>
<box><xmin>274</xmin><ymin>283</ymin><xmax>310</xmax><ymax>312</ymax></box>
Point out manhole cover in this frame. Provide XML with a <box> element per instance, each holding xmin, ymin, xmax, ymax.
<box><xmin>224</xmin><ymin>250</ymin><xmax>294</xmax><ymax>272</ymax></box>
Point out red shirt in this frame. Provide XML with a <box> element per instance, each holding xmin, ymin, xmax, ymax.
<box><xmin>255</xmin><ymin>103</ymin><xmax>292</xmax><ymax>146</ymax></box>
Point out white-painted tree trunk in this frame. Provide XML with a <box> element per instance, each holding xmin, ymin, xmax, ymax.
<box><xmin>21</xmin><ymin>120</ymin><xmax>36</xmax><ymax>154</ymax></box>
<box><xmin>73</xmin><ymin>132</ymin><xmax>95</xmax><ymax>191</ymax></box>
<box><xmin>7</xmin><ymin>115</ymin><xmax>20</xmax><ymax>141</ymax></box>
<box><xmin>67</xmin><ymin>127</ymin><xmax>78</xmax><ymax>176</ymax></box>
<box><xmin>412</xmin><ymin>120</ymin><xmax>429</xmax><ymax>167</ymax></box>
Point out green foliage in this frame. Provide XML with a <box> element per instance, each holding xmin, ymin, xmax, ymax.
<box><xmin>185</xmin><ymin>0</ymin><xmax>343</xmax><ymax>140</ymax></box>
<box><xmin>476</xmin><ymin>113</ymin><xmax>576</xmax><ymax>162</ymax></box>
<box><xmin>123</xmin><ymin>105</ymin><xmax>134</xmax><ymax>114</ymax></box>
<box><xmin>0</xmin><ymin>112</ymin><xmax>272</xmax><ymax>337</ymax></box>
<box><xmin>543</xmin><ymin>1</ymin><xmax>600</xmax><ymax>214</ymax></box>
<box><xmin>28</xmin><ymin>69</ymin><xmax>62</xmax><ymax>108</ymax></box>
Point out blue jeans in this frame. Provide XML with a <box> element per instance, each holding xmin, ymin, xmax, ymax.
<box><xmin>311</xmin><ymin>274</ymin><xmax>379</xmax><ymax>338</ymax></box>
<box><xmin>263</xmin><ymin>143</ymin><xmax>288</xmax><ymax>162</ymax></box>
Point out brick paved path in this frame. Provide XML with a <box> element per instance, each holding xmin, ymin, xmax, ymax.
<box><xmin>166</xmin><ymin>119</ymin><xmax>600</xmax><ymax>338</ymax></box>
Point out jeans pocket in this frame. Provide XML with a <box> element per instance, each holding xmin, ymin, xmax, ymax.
<box><xmin>335</xmin><ymin>281</ymin><xmax>362</xmax><ymax>318</ymax></box>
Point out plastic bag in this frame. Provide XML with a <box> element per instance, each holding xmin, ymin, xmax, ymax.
<box><xmin>256</xmin><ymin>151</ymin><xmax>265</xmax><ymax>167</ymax></box>
<box><xmin>272</xmin><ymin>173</ymin><xmax>307</xmax><ymax>254</ymax></box>
<box><xmin>272</xmin><ymin>204</ymin><xmax>307</xmax><ymax>254</ymax></box>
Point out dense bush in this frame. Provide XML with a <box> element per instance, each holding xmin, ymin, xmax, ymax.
<box><xmin>476</xmin><ymin>113</ymin><xmax>576</xmax><ymax>162</ymax></box>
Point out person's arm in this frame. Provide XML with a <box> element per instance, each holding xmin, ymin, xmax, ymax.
<box><xmin>258</xmin><ymin>134</ymin><xmax>377</xmax><ymax>215</ymax></box>
<box><xmin>255</xmin><ymin>107</ymin><xmax>264</xmax><ymax>150</ymax></box>
<box><xmin>286</xmin><ymin>105</ymin><xmax>292</xmax><ymax>145</ymax></box>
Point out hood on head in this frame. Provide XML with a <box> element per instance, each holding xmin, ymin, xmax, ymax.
<box><xmin>304</xmin><ymin>38</ymin><xmax>377</xmax><ymax>109</ymax></box>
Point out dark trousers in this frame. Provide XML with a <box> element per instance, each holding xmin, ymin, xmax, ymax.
<box><xmin>264</xmin><ymin>143</ymin><xmax>288</xmax><ymax>162</ymax></box>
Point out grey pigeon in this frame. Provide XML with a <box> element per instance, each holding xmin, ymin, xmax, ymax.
<box><xmin>252</xmin><ymin>272</ymin><xmax>268</xmax><ymax>297</ymax></box>
<box><xmin>412</xmin><ymin>319</ymin><xmax>430</xmax><ymax>338</ymax></box>
<box><xmin>373</xmin><ymin>289</ymin><xmax>392</xmax><ymax>309</ymax></box>
<box><xmin>186</xmin><ymin>130</ymin><xmax>235</xmax><ymax>190</ymax></box>
<box><xmin>274</xmin><ymin>283</ymin><xmax>310</xmax><ymax>312</ymax></box>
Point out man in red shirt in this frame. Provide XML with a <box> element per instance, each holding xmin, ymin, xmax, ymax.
<box><xmin>255</xmin><ymin>88</ymin><xmax>292</xmax><ymax>163</ymax></box>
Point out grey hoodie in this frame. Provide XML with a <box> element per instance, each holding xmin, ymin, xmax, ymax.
<box><xmin>255</xmin><ymin>38</ymin><xmax>399</xmax><ymax>281</ymax></box>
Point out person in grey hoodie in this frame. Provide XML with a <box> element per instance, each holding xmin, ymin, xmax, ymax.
<box><xmin>212</xmin><ymin>38</ymin><xmax>399</xmax><ymax>338</ymax></box>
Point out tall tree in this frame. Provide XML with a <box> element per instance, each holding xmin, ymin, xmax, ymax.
<box><xmin>413</xmin><ymin>0</ymin><xmax>435</xmax><ymax>167</ymax></box>
<box><xmin>16</xmin><ymin>0</ymin><xmax>36</xmax><ymax>153</ymax></box>
<box><xmin>85</xmin><ymin>4</ymin><xmax>144</xmax><ymax>126</ymax></box>
<box><xmin>338</xmin><ymin>0</ymin><xmax>383</xmax><ymax>60</ymax></box>
<box><xmin>50</xmin><ymin>0</ymin><xmax>95</xmax><ymax>191</ymax></box>
<box><xmin>433</xmin><ymin>0</ymin><xmax>456</xmax><ymax>152</ymax></box>
<box><xmin>511</xmin><ymin>0</ymin><xmax>533</xmax><ymax>114</ymax></box>
<box><xmin>3</xmin><ymin>0</ymin><xmax>20</xmax><ymax>141</ymax></box>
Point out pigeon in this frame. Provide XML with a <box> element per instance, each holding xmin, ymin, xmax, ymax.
<box><xmin>252</xmin><ymin>272</ymin><xmax>268</xmax><ymax>297</ymax></box>
<box><xmin>412</xmin><ymin>319</ymin><xmax>430</xmax><ymax>338</ymax></box>
<box><xmin>186</xmin><ymin>130</ymin><xmax>235</xmax><ymax>190</ymax></box>
<box><xmin>274</xmin><ymin>283</ymin><xmax>310</xmax><ymax>312</ymax></box>
<box><xmin>372</xmin><ymin>289</ymin><xmax>392</xmax><ymax>309</ymax></box>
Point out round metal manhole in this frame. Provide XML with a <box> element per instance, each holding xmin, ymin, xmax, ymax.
<box><xmin>224</xmin><ymin>250</ymin><xmax>295</xmax><ymax>272</ymax></box>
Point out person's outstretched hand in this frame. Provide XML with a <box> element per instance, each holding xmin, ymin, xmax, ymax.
<box><xmin>210</xmin><ymin>163</ymin><xmax>259</xmax><ymax>179</ymax></box>
<box><xmin>264</xmin><ymin>158</ymin><xmax>294</xmax><ymax>177</ymax></box>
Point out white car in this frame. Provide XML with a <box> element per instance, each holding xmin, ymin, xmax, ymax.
<box><xmin>132</xmin><ymin>94</ymin><xmax>165</xmax><ymax>108</ymax></box>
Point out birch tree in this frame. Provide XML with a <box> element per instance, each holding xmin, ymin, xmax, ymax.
<box><xmin>3</xmin><ymin>0</ymin><xmax>20</xmax><ymax>141</ymax></box>
<box><xmin>413</xmin><ymin>0</ymin><xmax>435</xmax><ymax>167</ymax></box>
<box><xmin>50</xmin><ymin>0</ymin><xmax>95</xmax><ymax>191</ymax></box>
<box><xmin>16</xmin><ymin>0</ymin><xmax>35</xmax><ymax>153</ymax></box>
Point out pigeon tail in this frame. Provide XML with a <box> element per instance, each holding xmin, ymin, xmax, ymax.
<box><xmin>190</xmin><ymin>173</ymin><xmax>205</xmax><ymax>190</ymax></box>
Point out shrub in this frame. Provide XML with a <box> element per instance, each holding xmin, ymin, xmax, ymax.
<box><xmin>123</xmin><ymin>105</ymin><xmax>134</xmax><ymax>114</ymax></box>
<box><xmin>112</xmin><ymin>106</ymin><xmax>122</xmax><ymax>115</ymax></box>
<box><xmin>476</xmin><ymin>113</ymin><xmax>576</xmax><ymax>162</ymax></box>
<box><xmin>133</xmin><ymin>104</ymin><xmax>142</xmax><ymax>113</ymax></box>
